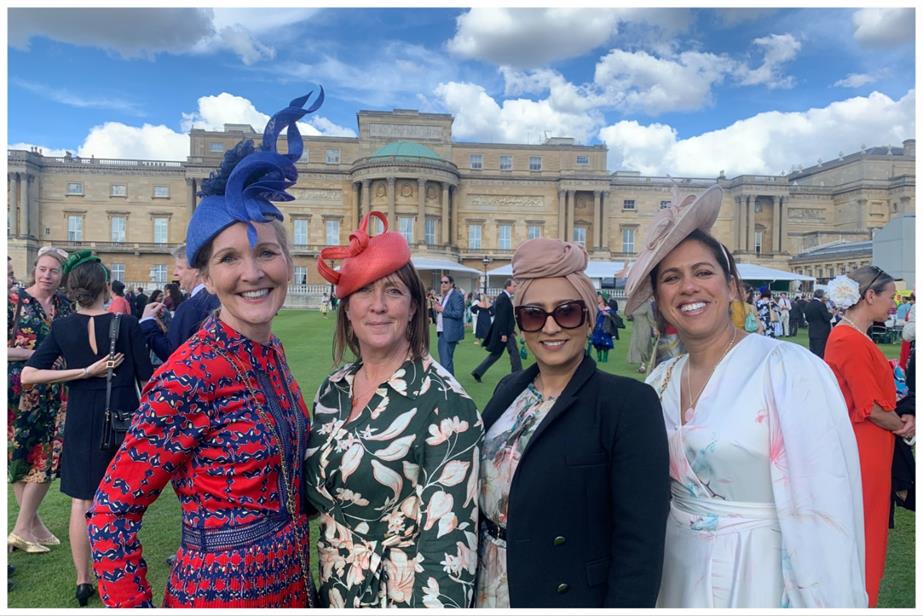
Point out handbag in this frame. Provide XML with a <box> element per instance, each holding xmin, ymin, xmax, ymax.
<box><xmin>744</xmin><ymin>311</ymin><xmax>759</xmax><ymax>333</ymax></box>
<box><xmin>519</xmin><ymin>336</ymin><xmax>528</xmax><ymax>360</ymax></box>
<box><xmin>100</xmin><ymin>314</ymin><xmax>133</xmax><ymax>451</ymax></box>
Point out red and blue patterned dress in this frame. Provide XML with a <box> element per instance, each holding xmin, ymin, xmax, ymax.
<box><xmin>87</xmin><ymin>317</ymin><xmax>314</xmax><ymax>608</ymax></box>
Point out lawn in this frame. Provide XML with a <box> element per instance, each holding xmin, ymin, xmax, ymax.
<box><xmin>7</xmin><ymin>310</ymin><xmax>914</xmax><ymax>608</ymax></box>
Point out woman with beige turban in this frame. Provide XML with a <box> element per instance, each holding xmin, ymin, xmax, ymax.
<box><xmin>475</xmin><ymin>238</ymin><xmax>670</xmax><ymax>608</ymax></box>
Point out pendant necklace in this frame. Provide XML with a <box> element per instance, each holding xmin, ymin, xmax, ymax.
<box><xmin>683</xmin><ymin>328</ymin><xmax>738</xmax><ymax>424</ymax></box>
<box><xmin>839</xmin><ymin>315</ymin><xmax>871</xmax><ymax>340</ymax></box>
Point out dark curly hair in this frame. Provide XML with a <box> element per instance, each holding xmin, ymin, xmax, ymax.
<box><xmin>198</xmin><ymin>140</ymin><xmax>256</xmax><ymax>197</ymax></box>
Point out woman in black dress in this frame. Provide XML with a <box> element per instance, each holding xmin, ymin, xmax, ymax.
<box><xmin>21</xmin><ymin>250</ymin><xmax>152</xmax><ymax>606</ymax></box>
<box><xmin>471</xmin><ymin>293</ymin><xmax>494</xmax><ymax>343</ymax></box>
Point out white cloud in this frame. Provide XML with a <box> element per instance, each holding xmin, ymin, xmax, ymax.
<box><xmin>594</xmin><ymin>49</ymin><xmax>736</xmax><ymax>115</ymax></box>
<box><xmin>853</xmin><ymin>8</ymin><xmax>914</xmax><ymax>48</ymax></box>
<box><xmin>435</xmin><ymin>82</ymin><xmax>600</xmax><ymax>144</ymax></box>
<box><xmin>211</xmin><ymin>8</ymin><xmax>319</xmax><ymax>34</ymax></box>
<box><xmin>11</xmin><ymin>78</ymin><xmax>145</xmax><ymax>116</ymax></box>
<box><xmin>7</xmin><ymin>143</ymin><xmax>70</xmax><ymax>158</ymax></box>
<box><xmin>181</xmin><ymin>92</ymin><xmax>355</xmax><ymax>137</ymax></box>
<box><xmin>77</xmin><ymin>123</ymin><xmax>189</xmax><ymax>161</ymax></box>
<box><xmin>217</xmin><ymin>25</ymin><xmax>275</xmax><ymax>65</ymax></box>
<box><xmin>447</xmin><ymin>8</ymin><xmax>621</xmax><ymax>67</ymax></box>
<box><xmin>834</xmin><ymin>73</ymin><xmax>879</xmax><ymax>88</ymax></box>
<box><xmin>735</xmin><ymin>34</ymin><xmax>800</xmax><ymax>89</ymax></box>
<box><xmin>500</xmin><ymin>67</ymin><xmax>601</xmax><ymax>113</ymax></box>
<box><xmin>599</xmin><ymin>89</ymin><xmax>915</xmax><ymax>177</ymax></box>
<box><xmin>713</xmin><ymin>8</ymin><xmax>778</xmax><ymax>27</ymax></box>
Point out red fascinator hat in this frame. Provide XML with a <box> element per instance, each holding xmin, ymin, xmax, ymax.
<box><xmin>317</xmin><ymin>211</ymin><xmax>411</xmax><ymax>299</ymax></box>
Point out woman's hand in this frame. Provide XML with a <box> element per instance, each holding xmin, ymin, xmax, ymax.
<box><xmin>893</xmin><ymin>414</ymin><xmax>915</xmax><ymax>439</ymax></box>
<box><xmin>141</xmin><ymin>302</ymin><xmax>164</xmax><ymax>320</ymax></box>
<box><xmin>86</xmin><ymin>353</ymin><xmax>124</xmax><ymax>378</ymax></box>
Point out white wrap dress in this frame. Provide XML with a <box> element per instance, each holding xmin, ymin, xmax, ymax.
<box><xmin>646</xmin><ymin>334</ymin><xmax>866</xmax><ymax>608</ymax></box>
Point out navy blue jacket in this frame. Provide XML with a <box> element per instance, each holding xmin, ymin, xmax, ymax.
<box><xmin>140</xmin><ymin>289</ymin><xmax>220</xmax><ymax>362</ymax></box>
<box><xmin>440</xmin><ymin>288</ymin><xmax>466</xmax><ymax>343</ymax></box>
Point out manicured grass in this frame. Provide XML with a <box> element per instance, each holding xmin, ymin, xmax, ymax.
<box><xmin>7</xmin><ymin>310</ymin><xmax>913</xmax><ymax>607</ymax></box>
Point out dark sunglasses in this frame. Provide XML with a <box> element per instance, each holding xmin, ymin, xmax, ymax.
<box><xmin>515</xmin><ymin>300</ymin><xmax>588</xmax><ymax>333</ymax></box>
<box><xmin>861</xmin><ymin>266</ymin><xmax>885</xmax><ymax>297</ymax></box>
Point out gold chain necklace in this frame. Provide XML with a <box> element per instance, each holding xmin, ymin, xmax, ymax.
<box><xmin>683</xmin><ymin>328</ymin><xmax>738</xmax><ymax>424</ymax></box>
<box><xmin>213</xmin><ymin>344</ymin><xmax>314</xmax><ymax>607</ymax></box>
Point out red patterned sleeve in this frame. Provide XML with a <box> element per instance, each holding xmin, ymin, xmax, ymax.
<box><xmin>87</xmin><ymin>350</ymin><xmax>214</xmax><ymax>607</ymax></box>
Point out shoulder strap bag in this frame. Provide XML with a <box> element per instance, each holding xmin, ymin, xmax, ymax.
<box><xmin>100</xmin><ymin>314</ymin><xmax>133</xmax><ymax>451</ymax></box>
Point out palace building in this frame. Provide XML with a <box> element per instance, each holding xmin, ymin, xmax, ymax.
<box><xmin>7</xmin><ymin>108</ymin><xmax>915</xmax><ymax>290</ymax></box>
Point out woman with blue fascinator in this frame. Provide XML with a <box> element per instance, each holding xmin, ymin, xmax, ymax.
<box><xmin>87</xmin><ymin>91</ymin><xmax>324</xmax><ymax>608</ymax></box>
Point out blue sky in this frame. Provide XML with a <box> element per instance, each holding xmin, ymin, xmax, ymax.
<box><xmin>7</xmin><ymin>6</ymin><xmax>917</xmax><ymax>177</ymax></box>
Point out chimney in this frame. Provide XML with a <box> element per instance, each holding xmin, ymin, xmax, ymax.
<box><xmin>902</xmin><ymin>139</ymin><xmax>915</xmax><ymax>157</ymax></box>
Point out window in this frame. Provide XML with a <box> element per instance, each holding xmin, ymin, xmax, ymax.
<box><xmin>576</xmin><ymin>155</ymin><xmax>589</xmax><ymax>167</ymax></box>
<box><xmin>370</xmin><ymin>216</ymin><xmax>384</xmax><ymax>236</ymax></box>
<box><xmin>498</xmin><ymin>224</ymin><xmax>512</xmax><ymax>250</ymax></box>
<box><xmin>110</xmin><ymin>184</ymin><xmax>127</xmax><ymax>197</ymax></box>
<box><xmin>66</xmin><ymin>182</ymin><xmax>83</xmax><ymax>195</ymax></box>
<box><xmin>150</xmin><ymin>264</ymin><xmax>167</xmax><ymax>284</ymax></box>
<box><xmin>153</xmin><ymin>185</ymin><xmax>170</xmax><ymax>199</ymax></box>
<box><xmin>325</xmin><ymin>149</ymin><xmax>340</xmax><ymax>164</ymax></box>
<box><xmin>500</xmin><ymin>155</ymin><xmax>512</xmax><ymax>171</ymax></box>
<box><xmin>623</xmin><ymin>199</ymin><xmax>636</xmax><ymax>210</ymax></box>
<box><xmin>754</xmin><ymin>230</ymin><xmax>763</xmax><ymax>256</ymax></box>
<box><xmin>527</xmin><ymin>225</ymin><xmax>541</xmax><ymax>240</ymax></box>
<box><xmin>153</xmin><ymin>217</ymin><xmax>168</xmax><ymax>244</ymax></box>
<box><xmin>325</xmin><ymin>220</ymin><xmax>340</xmax><ymax>245</ymax></box>
<box><xmin>529</xmin><ymin>156</ymin><xmax>542</xmax><ymax>172</ymax></box>
<box><xmin>468</xmin><ymin>224</ymin><xmax>482</xmax><ymax>249</ymax></box>
<box><xmin>111</xmin><ymin>216</ymin><xmax>126</xmax><ymax>243</ymax></box>
<box><xmin>208</xmin><ymin>142</ymin><xmax>225</xmax><ymax>153</ymax></box>
<box><xmin>573</xmin><ymin>226</ymin><xmax>586</xmax><ymax>247</ymax></box>
<box><xmin>425</xmin><ymin>216</ymin><xmax>437</xmax><ymax>245</ymax></box>
<box><xmin>293</xmin><ymin>219</ymin><xmax>308</xmax><ymax>246</ymax></box>
<box><xmin>67</xmin><ymin>215</ymin><xmax>83</xmax><ymax>241</ymax></box>
<box><xmin>111</xmin><ymin>263</ymin><xmax>125</xmax><ymax>282</ymax></box>
<box><xmin>469</xmin><ymin>154</ymin><xmax>483</xmax><ymax>170</ymax></box>
<box><xmin>398</xmin><ymin>216</ymin><xmax>414</xmax><ymax>243</ymax></box>
<box><xmin>659</xmin><ymin>200</ymin><xmax>671</xmax><ymax>209</ymax></box>
<box><xmin>293</xmin><ymin>266</ymin><xmax>307</xmax><ymax>285</ymax></box>
<box><xmin>622</xmin><ymin>227</ymin><xmax>636</xmax><ymax>254</ymax></box>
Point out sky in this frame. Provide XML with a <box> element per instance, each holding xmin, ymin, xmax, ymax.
<box><xmin>6</xmin><ymin>6</ymin><xmax>917</xmax><ymax>178</ymax></box>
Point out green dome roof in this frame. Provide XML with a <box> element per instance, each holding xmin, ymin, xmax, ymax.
<box><xmin>370</xmin><ymin>141</ymin><xmax>442</xmax><ymax>160</ymax></box>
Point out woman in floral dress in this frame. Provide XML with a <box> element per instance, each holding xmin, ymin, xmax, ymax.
<box><xmin>87</xmin><ymin>92</ymin><xmax>322</xmax><ymax>607</ymax></box>
<box><xmin>307</xmin><ymin>210</ymin><xmax>483</xmax><ymax>608</ymax></box>
<box><xmin>7</xmin><ymin>246</ymin><xmax>72</xmax><ymax>553</ymax></box>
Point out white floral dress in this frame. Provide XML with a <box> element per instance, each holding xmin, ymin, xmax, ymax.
<box><xmin>475</xmin><ymin>384</ymin><xmax>555</xmax><ymax>607</ymax></box>
<box><xmin>646</xmin><ymin>334</ymin><xmax>866</xmax><ymax>608</ymax></box>
<box><xmin>304</xmin><ymin>354</ymin><xmax>483</xmax><ymax>608</ymax></box>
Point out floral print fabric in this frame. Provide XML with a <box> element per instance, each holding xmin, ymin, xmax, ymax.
<box><xmin>475</xmin><ymin>384</ymin><xmax>555</xmax><ymax>607</ymax></box>
<box><xmin>304</xmin><ymin>354</ymin><xmax>483</xmax><ymax>608</ymax></box>
<box><xmin>646</xmin><ymin>333</ymin><xmax>866</xmax><ymax>607</ymax></box>
<box><xmin>7</xmin><ymin>288</ymin><xmax>72</xmax><ymax>483</ymax></box>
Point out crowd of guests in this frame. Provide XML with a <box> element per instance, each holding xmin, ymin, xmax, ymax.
<box><xmin>7</xmin><ymin>93</ymin><xmax>915</xmax><ymax>610</ymax></box>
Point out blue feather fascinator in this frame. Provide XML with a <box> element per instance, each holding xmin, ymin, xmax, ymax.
<box><xmin>186</xmin><ymin>88</ymin><xmax>325</xmax><ymax>265</ymax></box>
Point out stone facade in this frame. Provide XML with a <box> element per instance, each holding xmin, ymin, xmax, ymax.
<box><xmin>7</xmin><ymin>110</ymin><xmax>915</xmax><ymax>289</ymax></box>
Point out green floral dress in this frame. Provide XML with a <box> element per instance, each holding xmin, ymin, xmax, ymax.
<box><xmin>304</xmin><ymin>354</ymin><xmax>483</xmax><ymax>608</ymax></box>
<box><xmin>7</xmin><ymin>288</ymin><xmax>73</xmax><ymax>483</ymax></box>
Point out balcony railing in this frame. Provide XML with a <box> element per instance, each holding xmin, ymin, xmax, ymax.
<box><xmin>57</xmin><ymin>240</ymin><xmax>175</xmax><ymax>252</ymax></box>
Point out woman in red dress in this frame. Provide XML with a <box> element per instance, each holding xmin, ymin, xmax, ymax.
<box><xmin>824</xmin><ymin>265</ymin><xmax>915</xmax><ymax>607</ymax></box>
<box><xmin>87</xmin><ymin>91</ymin><xmax>324</xmax><ymax>607</ymax></box>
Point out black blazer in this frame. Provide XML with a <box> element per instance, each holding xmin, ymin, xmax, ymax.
<box><xmin>483</xmin><ymin>291</ymin><xmax>515</xmax><ymax>353</ymax></box>
<box><xmin>803</xmin><ymin>298</ymin><xmax>832</xmax><ymax>339</ymax></box>
<box><xmin>481</xmin><ymin>357</ymin><xmax>670</xmax><ymax>607</ymax></box>
<box><xmin>141</xmin><ymin>289</ymin><xmax>220</xmax><ymax>362</ymax></box>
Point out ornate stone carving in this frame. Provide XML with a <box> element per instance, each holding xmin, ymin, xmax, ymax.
<box><xmin>788</xmin><ymin>207</ymin><xmax>826</xmax><ymax>220</ymax></box>
<box><xmin>426</xmin><ymin>184</ymin><xmax>438</xmax><ymax>202</ymax></box>
<box><xmin>399</xmin><ymin>181</ymin><xmax>414</xmax><ymax>198</ymax></box>
<box><xmin>291</xmin><ymin>188</ymin><xmax>342</xmax><ymax>202</ymax></box>
<box><xmin>369</xmin><ymin>124</ymin><xmax>443</xmax><ymax>141</ymax></box>
<box><xmin>468</xmin><ymin>194</ymin><xmax>545</xmax><ymax>210</ymax></box>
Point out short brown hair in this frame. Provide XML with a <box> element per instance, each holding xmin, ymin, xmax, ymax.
<box><xmin>332</xmin><ymin>262</ymin><xmax>429</xmax><ymax>366</ymax></box>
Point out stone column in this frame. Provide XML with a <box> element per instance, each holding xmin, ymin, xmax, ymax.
<box><xmin>387</xmin><ymin>177</ymin><xmax>396</xmax><ymax>229</ymax></box>
<box><xmin>352</xmin><ymin>182</ymin><xmax>361</xmax><ymax>230</ymax></box>
<box><xmin>19</xmin><ymin>173</ymin><xmax>30</xmax><ymax>238</ymax></box>
<box><xmin>417</xmin><ymin>178</ymin><xmax>426</xmax><ymax>245</ymax></box>
<box><xmin>600</xmin><ymin>192</ymin><xmax>609</xmax><ymax>250</ymax></box>
<box><xmin>441</xmin><ymin>183</ymin><xmax>450</xmax><ymax>246</ymax></box>
<box><xmin>558</xmin><ymin>189</ymin><xmax>566</xmax><ymax>239</ymax></box>
<box><xmin>450</xmin><ymin>186</ymin><xmax>459</xmax><ymax>247</ymax></box>
<box><xmin>592</xmin><ymin>190</ymin><xmax>601</xmax><ymax>249</ymax></box>
<box><xmin>780</xmin><ymin>196</ymin><xmax>788</xmax><ymax>254</ymax></box>
<box><xmin>771</xmin><ymin>196</ymin><xmax>780</xmax><ymax>253</ymax></box>
<box><xmin>361</xmin><ymin>179</ymin><xmax>370</xmax><ymax>221</ymax></box>
<box><xmin>747</xmin><ymin>195</ymin><xmax>756</xmax><ymax>252</ymax></box>
<box><xmin>8</xmin><ymin>173</ymin><xmax>18</xmax><ymax>238</ymax></box>
<box><xmin>856</xmin><ymin>198</ymin><xmax>867</xmax><ymax>231</ymax></box>
<box><xmin>188</xmin><ymin>178</ymin><xmax>198</xmax><ymax>216</ymax></box>
<box><xmin>28</xmin><ymin>175</ymin><xmax>40</xmax><ymax>240</ymax></box>
<box><xmin>733</xmin><ymin>196</ymin><xmax>741</xmax><ymax>251</ymax></box>
<box><xmin>566</xmin><ymin>190</ymin><xmax>575</xmax><ymax>241</ymax></box>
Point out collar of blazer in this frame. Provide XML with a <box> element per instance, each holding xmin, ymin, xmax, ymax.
<box><xmin>482</xmin><ymin>354</ymin><xmax>598</xmax><ymax>441</ymax></box>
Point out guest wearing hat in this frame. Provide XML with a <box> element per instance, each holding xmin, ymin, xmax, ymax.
<box><xmin>475</xmin><ymin>238</ymin><xmax>670</xmax><ymax>608</ymax></box>
<box><xmin>824</xmin><ymin>267</ymin><xmax>913</xmax><ymax>606</ymax></box>
<box><xmin>87</xmin><ymin>92</ymin><xmax>323</xmax><ymax>608</ymax></box>
<box><xmin>21</xmin><ymin>250</ymin><xmax>153</xmax><ymax>606</ymax></box>
<box><xmin>626</xmin><ymin>185</ymin><xmax>866</xmax><ymax>607</ymax></box>
<box><xmin>307</xmin><ymin>210</ymin><xmax>483</xmax><ymax>608</ymax></box>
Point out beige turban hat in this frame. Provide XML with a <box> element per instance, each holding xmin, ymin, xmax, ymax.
<box><xmin>511</xmin><ymin>238</ymin><xmax>598</xmax><ymax>325</ymax></box>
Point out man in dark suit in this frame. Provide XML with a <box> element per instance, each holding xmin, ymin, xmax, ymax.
<box><xmin>803</xmin><ymin>288</ymin><xmax>833</xmax><ymax>358</ymax></box>
<box><xmin>472</xmin><ymin>278</ymin><xmax>521</xmax><ymax>382</ymax></box>
<box><xmin>140</xmin><ymin>243</ymin><xmax>220</xmax><ymax>362</ymax></box>
<box><xmin>133</xmin><ymin>287</ymin><xmax>148</xmax><ymax>319</ymax></box>
<box><xmin>433</xmin><ymin>274</ymin><xmax>465</xmax><ymax>375</ymax></box>
<box><xmin>788</xmin><ymin>293</ymin><xmax>804</xmax><ymax>337</ymax></box>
